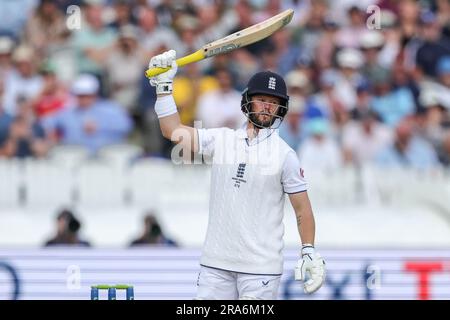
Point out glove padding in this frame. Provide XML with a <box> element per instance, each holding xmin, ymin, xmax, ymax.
<box><xmin>148</xmin><ymin>50</ymin><xmax>178</xmax><ymax>92</ymax></box>
<box><xmin>294</xmin><ymin>246</ymin><xmax>326</xmax><ymax>294</ymax></box>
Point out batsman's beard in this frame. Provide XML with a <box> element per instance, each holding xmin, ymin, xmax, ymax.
<box><xmin>249</xmin><ymin>111</ymin><xmax>278</xmax><ymax>129</ymax></box>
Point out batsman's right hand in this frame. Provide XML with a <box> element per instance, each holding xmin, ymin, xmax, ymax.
<box><xmin>148</xmin><ymin>50</ymin><xmax>178</xmax><ymax>93</ymax></box>
<box><xmin>294</xmin><ymin>245</ymin><xmax>326</xmax><ymax>294</ymax></box>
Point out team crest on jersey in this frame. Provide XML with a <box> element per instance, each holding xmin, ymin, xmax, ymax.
<box><xmin>268</xmin><ymin>77</ymin><xmax>276</xmax><ymax>90</ymax></box>
<box><xmin>232</xmin><ymin>163</ymin><xmax>247</xmax><ymax>188</ymax></box>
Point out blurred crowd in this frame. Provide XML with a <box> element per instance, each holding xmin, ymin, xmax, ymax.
<box><xmin>44</xmin><ymin>208</ymin><xmax>177</xmax><ymax>247</ymax></box>
<box><xmin>0</xmin><ymin>0</ymin><xmax>450</xmax><ymax>171</ymax></box>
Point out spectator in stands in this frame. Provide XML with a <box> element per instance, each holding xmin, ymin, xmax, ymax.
<box><xmin>53</xmin><ymin>0</ymin><xmax>83</xmax><ymax>11</ymax></box>
<box><xmin>270</xmin><ymin>28</ymin><xmax>302</xmax><ymax>76</ymax></box>
<box><xmin>391</xmin><ymin>63</ymin><xmax>421</xmax><ymax>114</ymax></box>
<box><xmin>351</xmin><ymin>79</ymin><xmax>372</xmax><ymax>117</ymax></box>
<box><xmin>174</xmin><ymin>63</ymin><xmax>219</xmax><ymax>126</ymax></box>
<box><xmin>0</xmin><ymin>36</ymin><xmax>14</xmax><ymax>79</ymax></box>
<box><xmin>0</xmin><ymin>0</ymin><xmax>38</xmax><ymax>39</ymax></box>
<box><xmin>315</xmin><ymin>16</ymin><xmax>340</xmax><ymax>70</ymax></box>
<box><xmin>334</xmin><ymin>48</ymin><xmax>365</xmax><ymax>112</ymax></box>
<box><xmin>174</xmin><ymin>14</ymin><xmax>200</xmax><ymax>60</ymax></box>
<box><xmin>335</xmin><ymin>5</ymin><xmax>368</xmax><ymax>49</ymax></box>
<box><xmin>424</xmin><ymin>56</ymin><xmax>450</xmax><ymax>110</ymax></box>
<box><xmin>415</xmin><ymin>11</ymin><xmax>450</xmax><ymax>78</ymax></box>
<box><xmin>195</xmin><ymin>3</ymin><xmax>238</xmax><ymax>54</ymax></box>
<box><xmin>375</xmin><ymin>116</ymin><xmax>439</xmax><ymax>169</ymax></box>
<box><xmin>436</xmin><ymin>0</ymin><xmax>450</xmax><ymax>36</ymax></box>
<box><xmin>153</xmin><ymin>0</ymin><xmax>175</xmax><ymax>28</ymax></box>
<box><xmin>415</xmin><ymin>56</ymin><xmax>450</xmax><ymax>146</ymax></box>
<box><xmin>259</xmin><ymin>43</ymin><xmax>279</xmax><ymax>72</ymax></box>
<box><xmin>196</xmin><ymin>68</ymin><xmax>246</xmax><ymax>129</ymax></box>
<box><xmin>32</xmin><ymin>61</ymin><xmax>69</xmax><ymax>119</ymax></box>
<box><xmin>360</xmin><ymin>31</ymin><xmax>389</xmax><ymax>84</ymax></box>
<box><xmin>279</xmin><ymin>70</ymin><xmax>309</xmax><ymax>150</ymax></box>
<box><xmin>23</xmin><ymin>0</ymin><xmax>67</xmax><ymax>58</ymax></box>
<box><xmin>311</xmin><ymin>69</ymin><xmax>346</xmax><ymax>122</ymax></box>
<box><xmin>228</xmin><ymin>49</ymin><xmax>259</xmax><ymax>91</ymax></box>
<box><xmin>2</xmin><ymin>45</ymin><xmax>43</xmax><ymax>116</ymax></box>
<box><xmin>396</xmin><ymin>0</ymin><xmax>420</xmax><ymax>41</ymax></box>
<box><xmin>437</xmin><ymin>130</ymin><xmax>450</xmax><ymax>167</ymax></box>
<box><xmin>0</xmin><ymin>97</ymin><xmax>49</xmax><ymax>158</ymax></box>
<box><xmin>42</xmin><ymin>74</ymin><xmax>132</xmax><ymax>154</ymax></box>
<box><xmin>0</xmin><ymin>0</ymin><xmax>447</xmax><ymax>169</ymax></box>
<box><xmin>230</xmin><ymin>0</ymin><xmax>266</xmax><ymax>56</ymax></box>
<box><xmin>129</xmin><ymin>213</ymin><xmax>177</xmax><ymax>247</ymax></box>
<box><xmin>137</xmin><ymin>76</ymin><xmax>161</xmax><ymax>156</ymax></box>
<box><xmin>71</xmin><ymin>0</ymin><xmax>117</xmax><ymax>82</ymax></box>
<box><xmin>342</xmin><ymin>109</ymin><xmax>394</xmax><ymax>166</ymax></box>
<box><xmin>418</xmin><ymin>87</ymin><xmax>449</xmax><ymax>148</ymax></box>
<box><xmin>44</xmin><ymin>26</ymin><xmax>78</xmax><ymax>85</ymax></box>
<box><xmin>45</xmin><ymin>209</ymin><xmax>91</xmax><ymax>247</ymax></box>
<box><xmin>370</xmin><ymin>68</ymin><xmax>416</xmax><ymax>127</ymax></box>
<box><xmin>377</xmin><ymin>18</ymin><xmax>401</xmax><ymax>70</ymax></box>
<box><xmin>0</xmin><ymin>79</ymin><xmax>13</xmax><ymax>151</ymax></box>
<box><xmin>137</xmin><ymin>5</ymin><xmax>182</xmax><ymax>57</ymax></box>
<box><xmin>279</xmin><ymin>98</ymin><xmax>304</xmax><ymax>151</ymax></box>
<box><xmin>297</xmin><ymin>117</ymin><xmax>343</xmax><ymax>173</ymax></box>
<box><xmin>291</xmin><ymin>0</ymin><xmax>327</xmax><ymax>63</ymax></box>
<box><xmin>437</xmin><ymin>55</ymin><xmax>450</xmax><ymax>87</ymax></box>
<box><xmin>108</xmin><ymin>0</ymin><xmax>136</xmax><ymax>30</ymax></box>
<box><xmin>103</xmin><ymin>25</ymin><xmax>145</xmax><ymax>114</ymax></box>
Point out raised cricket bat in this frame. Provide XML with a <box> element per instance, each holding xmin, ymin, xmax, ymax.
<box><xmin>145</xmin><ymin>9</ymin><xmax>294</xmax><ymax>78</ymax></box>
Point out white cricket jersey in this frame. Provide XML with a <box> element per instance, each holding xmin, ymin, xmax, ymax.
<box><xmin>197</xmin><ymin>126</ymin><xmax>307</xmax><ymax>275</ymax></box>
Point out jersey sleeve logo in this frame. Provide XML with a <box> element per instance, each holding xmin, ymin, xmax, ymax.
<box><xmin>300</xmin><ymin>168</ymin><xmax>305</xmax><ymax>178</ymax></box>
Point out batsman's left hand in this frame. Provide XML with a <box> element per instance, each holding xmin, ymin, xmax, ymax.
<box><xmin>294</xmin><ymin>245</ymin><xmax>326</xmax><ymax>294</ymax></box>
<box><xmin>148</xmin><ymin>50</ymin><xmax>178</xmax><ymax>87</ymax></box>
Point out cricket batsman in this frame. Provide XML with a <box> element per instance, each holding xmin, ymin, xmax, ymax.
<box><xmin>148</xmin><ymin>50</ymin><xmax>326</xmax><ymax>299</ymax></box>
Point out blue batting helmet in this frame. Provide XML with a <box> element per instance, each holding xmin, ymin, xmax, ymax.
<box><xmin>241</xmin><ymin>71</ymin><xmax>290</xmax><ymax>128</ymax></box>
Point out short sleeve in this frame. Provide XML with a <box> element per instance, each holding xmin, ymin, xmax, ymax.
<box><xmin>197</xmin><ymin>128</ymin><xmax>226</xmax><ymax>157</ymax></box>
<box><xmin>281</xmin><ymin>150</ymin><xmax>307</xmax><ymax>194</ymax></box>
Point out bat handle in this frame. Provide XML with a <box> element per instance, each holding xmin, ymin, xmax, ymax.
<box><xmin>145</xmin><ymin>50</ymin><xmax>205</xmax><ymax>78</ymax></box>
<box><xmin>145</xmin><ymin>66</ymin><xmax>171</xmax><ymax>78</ymax></box>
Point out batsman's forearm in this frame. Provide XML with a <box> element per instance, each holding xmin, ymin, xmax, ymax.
<box><xmin>156</xmin><ymin>95</ymin><xmax>198</xmax><ymax>152</ymax></box>
<box><xmin>297</xmin><ymin>208</ymin><xmax>315</xmax><ymax>246</ymax></box>
<box><xmin>155</xmin><ymin>94</ymin><xmax>181</xmax><ymax>139</ymax></box>
<box><xmin>289</xmin><ymin>192</ymin><xmax>316</xmax><ymax>245</ymax></box>
<box><xmin>158</xmin><ymin>111</ymin><xmax>181</xmax><ymax>140</ymax></box>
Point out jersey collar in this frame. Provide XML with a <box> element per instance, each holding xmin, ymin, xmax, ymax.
<box><xmin>236</xmin><ymin>123</ymin><xmax>277</xmax><ymax>145</ymax></box>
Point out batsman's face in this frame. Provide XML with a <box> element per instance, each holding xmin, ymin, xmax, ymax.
<box><xmin>251</xmin><ymin>95</ymin><xmax>282</xmax><ymax>126</ymax></box>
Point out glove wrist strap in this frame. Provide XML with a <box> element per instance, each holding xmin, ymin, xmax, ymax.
<box><xmin>301</xmin><ymin>243</ymin><xmax>315</xmax><ymax>255</ymax></box>
<box><xmin>156</xmin><ymin>81</ymin><xmax>173</xmax><ymax>95</ymax></box>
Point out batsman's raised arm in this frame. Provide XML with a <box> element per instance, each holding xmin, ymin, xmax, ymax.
<box><xmin>147</xmin><ymin>50</ymin><xmax>199</xmax><ymax>152</ymax></box>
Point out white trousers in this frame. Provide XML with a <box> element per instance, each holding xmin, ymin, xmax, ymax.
<box><xmin>196</xmin><ymin>265</ymin><xmax>281</xmax><ymax>300</ymax></box>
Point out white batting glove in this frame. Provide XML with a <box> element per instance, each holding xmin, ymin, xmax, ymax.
<box><xmin>294</xmin><ymin>244</ymin><xmax>326</xmax><ymax>294</ymax></box>
<box><xmin>148</xmin><ymin>50</ymin><xmax>178</xmax><ymax>95</ymax></box>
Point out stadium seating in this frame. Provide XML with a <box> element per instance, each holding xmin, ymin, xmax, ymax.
<box><xmin>97</xmin><ymin>144</ymin><xmax>144</xmax><ymax>171</ymax></box>
<box><xmin>1</xmin><ymin>157</ymin><xmax>450</xmax><ymax>247</ymax></box>
<box><xmin>0</xmin><ymin>159</ymin><xmax>22</xmax><ymax>209</ymax></box>
<box><xmin>23</xmin><ymin>159</ymin><xmax>73</xmax><ymax>209</ymax></box>
<box><xmin>76</xmin><ymin>159</ymin><xmax>126</xmax><ymax>208</ymax></box>
<box><xmin>48</xmin><ymin>145</ymin><xmax>90</xmax><ymax>172</ymax></box>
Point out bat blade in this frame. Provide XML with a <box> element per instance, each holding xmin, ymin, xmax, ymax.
<box><xmin>145</xmin><ymin>9</ymin><xmax>294</xmax><ymax>78</ymax></box>
<box><xmin>202</xmin><ymin>9</ymin><xmax>294</xmax><ymax>58</ymax></box>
